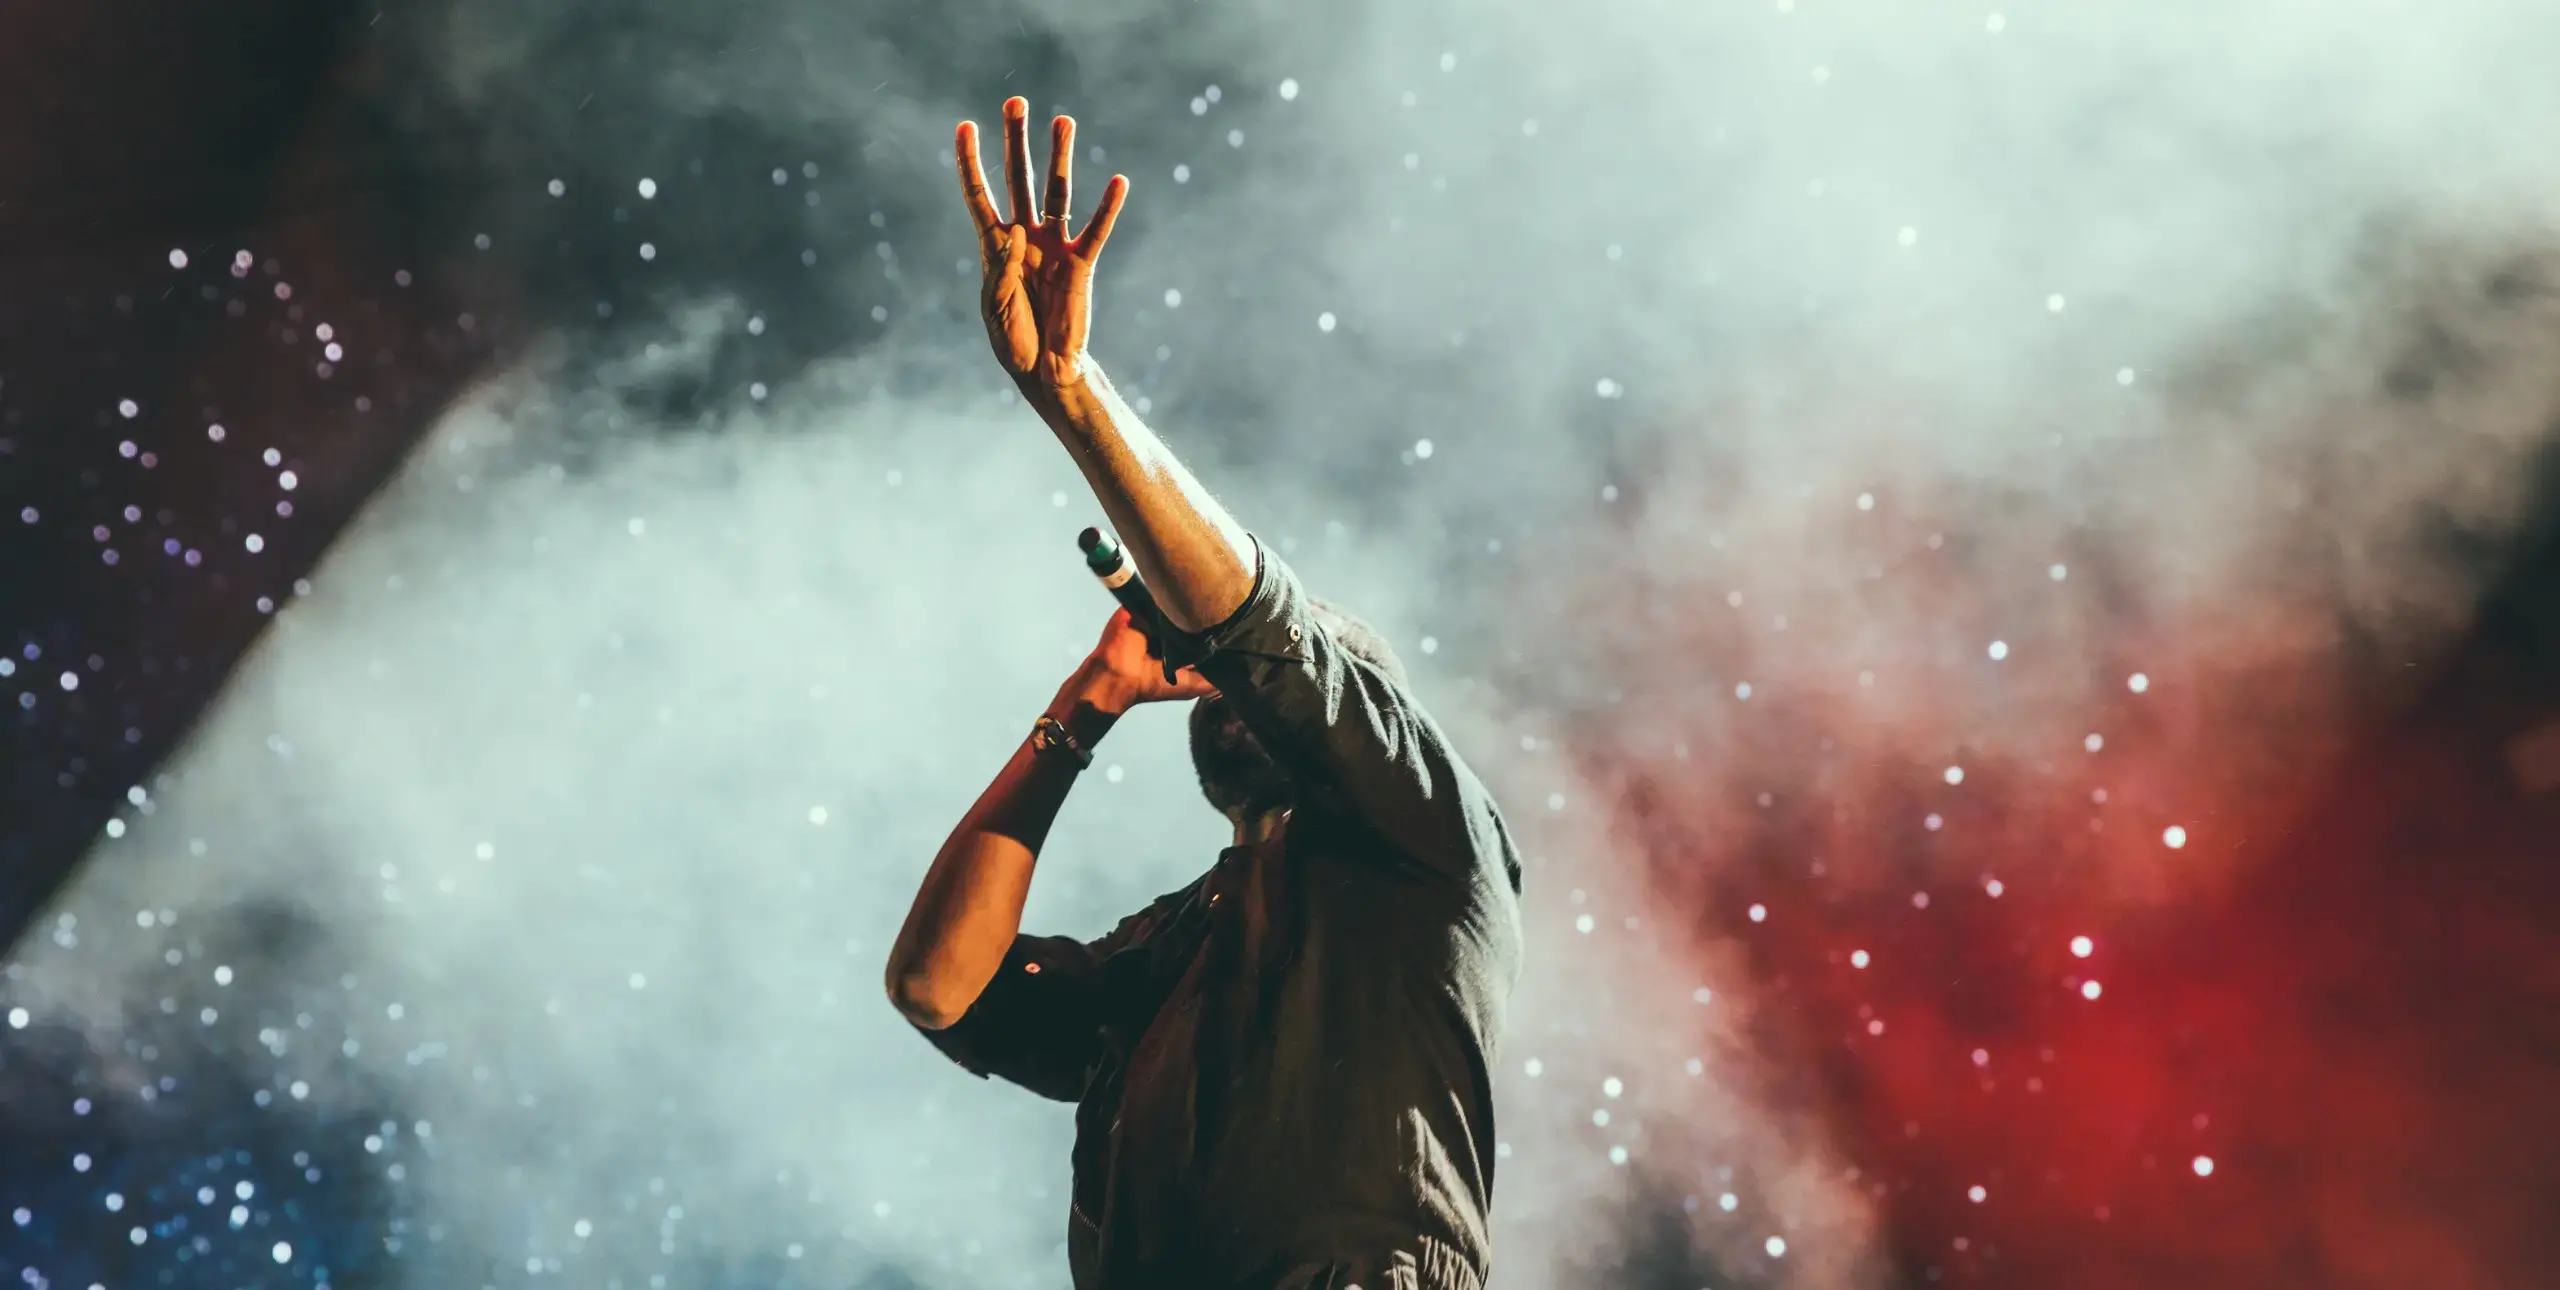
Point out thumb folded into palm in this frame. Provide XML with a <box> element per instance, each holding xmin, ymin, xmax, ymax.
<box><xmin>981</xmin><ymin>224</ymin><xmax>1045</xmax><ymax>375</ymax></box>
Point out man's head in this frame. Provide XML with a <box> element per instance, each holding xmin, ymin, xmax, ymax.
<box><xmin>1189</xmin><ymin>598</ymin><xmax>1407</xmax><ymax>822</ymax></box>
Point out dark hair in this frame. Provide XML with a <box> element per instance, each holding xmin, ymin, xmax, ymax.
<box><xmin>1309</xmin><ymin>596</ymin><xmax>1409</xmax><ymax>686</ymax></box>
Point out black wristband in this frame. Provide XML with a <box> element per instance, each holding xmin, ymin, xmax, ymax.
<box><xmin>1030</xmin><ymin>714</ymin><xmax>1094</xmax><ymax>769</ymax></box>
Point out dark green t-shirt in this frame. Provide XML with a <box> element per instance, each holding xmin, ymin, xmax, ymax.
<box><xmin>914</xmin><ymin>539</ymin><xmax>1525</xmax><ymax>1290</ymax></box>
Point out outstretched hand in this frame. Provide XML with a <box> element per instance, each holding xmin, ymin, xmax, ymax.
<box><xmin>957</xmin><ymin>97</ymin><xmax>1128</xmax><ymax>388</ymax></box>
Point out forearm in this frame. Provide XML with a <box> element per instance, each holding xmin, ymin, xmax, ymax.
<box><xmin>885</xmin><ymin>668</ymin><xmax>1120</xmax><ymax>1028</ymax></box>
<box><xmin>1024</xmin><ymin>364</ymin><xmax>1257</xmax><ymax>633</ymax></box>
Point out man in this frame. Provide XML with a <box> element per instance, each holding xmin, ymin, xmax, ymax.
<box><xmin>885</xmin><ymin>97</ymin><xmax>1525</xmax><ymax>1290</ymax></box>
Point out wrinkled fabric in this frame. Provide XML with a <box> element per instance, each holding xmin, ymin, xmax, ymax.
<box><xmin>914</xmin><ymin>538</ymin><xmax>1524</xmax><ymax>1290</ymax></box>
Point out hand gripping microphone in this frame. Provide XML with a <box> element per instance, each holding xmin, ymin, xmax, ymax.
<box><xmin>1077</xmin><ymin>527</ymin><xmax>1208</xmax><ymax>685</ymax></box>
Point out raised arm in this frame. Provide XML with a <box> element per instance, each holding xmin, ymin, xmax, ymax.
<box><xmin>954</xmin><ymin>100</ymin><xmax>1520</xmax><ymax>891</ymax></box>
<box><xmin>955</xmin><ymin>98</ymin><xmax>1255</xmax><ymax>633</ymax></box>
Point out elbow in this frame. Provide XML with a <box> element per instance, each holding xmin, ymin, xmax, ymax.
<box><xmin>884</xmin><ymin>965</ymin><xmax>967</xmax><ymax>1031</ymax></box>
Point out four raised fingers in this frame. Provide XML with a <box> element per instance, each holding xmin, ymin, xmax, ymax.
<box><xmin>960</xmin><ymin>99</ymin><xmax>1125</xmax><ymax>261</ymax></box>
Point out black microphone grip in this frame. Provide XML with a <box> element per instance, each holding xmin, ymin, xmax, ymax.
<box><xmin>1076</xmin><ymin>527</ymin><xmax>1205</xmax><ymax>684</ymax></box>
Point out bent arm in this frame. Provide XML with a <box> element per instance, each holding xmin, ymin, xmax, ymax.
<box><xmin>884</xmin><ymin>665</ymin><xmax>1121</xmax><ymax>1029</ymax></box>
<box><xmin>1024</xmin><ymin>366</ymin><xmax>1257</xmax><ymax>634</ymax></box>
<box><xmin>1024</xmin><ymin>367</ymin><xmax>1514</xmax><ymax>886</ymax></box>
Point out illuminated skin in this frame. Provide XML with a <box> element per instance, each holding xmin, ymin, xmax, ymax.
<box><xmin>885</xmin><ymin>98</ymin><xmax>1279</xmax><ymax>1031</ymax></box>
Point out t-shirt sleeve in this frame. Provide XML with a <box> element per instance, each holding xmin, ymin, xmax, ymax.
<box><xmin>1188</xmin><ymin>536</ymin><xmax>1511</xmax><ymax>886</ymax></box>
<box><xmin>910</xmin><ymin>886</ymin><xmax>1189</xmax><ymax>1102</ymax></box>
<box><xmin>911</xmin><ymin>932</ymin><xmax>1111</xmax><ymax>1103</ymax></box>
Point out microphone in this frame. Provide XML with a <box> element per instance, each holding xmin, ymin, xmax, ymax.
<box><xmin>1077</xmin><ymin>527</ymin><xmax>1204</xmax><ymax>684</ymax></box>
